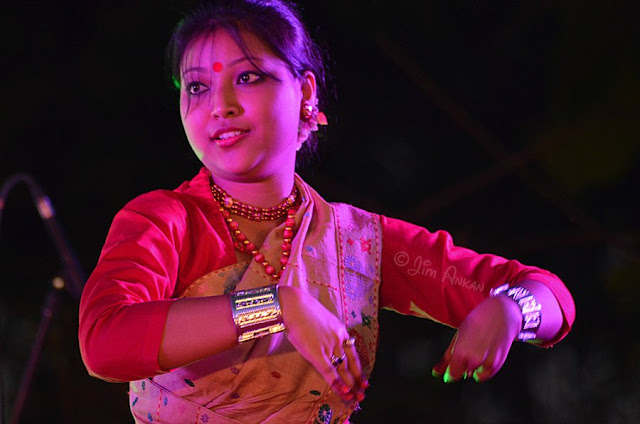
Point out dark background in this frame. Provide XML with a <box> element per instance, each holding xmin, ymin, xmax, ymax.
<box><xmin>1</xmin><ymin>1</ymin><xmax>638</xmax><ymax>423</ymax></box>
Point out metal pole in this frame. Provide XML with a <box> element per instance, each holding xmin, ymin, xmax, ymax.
<box><xmin>9</xmin><ymin>278</ymin><xmax>64</xmax><ymax>424</ymax></box>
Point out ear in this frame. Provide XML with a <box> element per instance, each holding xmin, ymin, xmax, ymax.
<box><xmin>300</xmin><ymin>70</ymin><xmax>317</xmax><ymax>104</ymax></box>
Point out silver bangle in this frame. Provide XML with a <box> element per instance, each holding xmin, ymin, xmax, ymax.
<box><xmin>490</xmin><ymin>284</ymin><xmax>541</xmax><ymax>342</ymax></box>
<box><xmin>230</xmin><ymin>285</ymin><xmax>286</xmax><ymax>343</ymax></box>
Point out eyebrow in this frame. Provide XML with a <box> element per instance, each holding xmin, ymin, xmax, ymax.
<box><xmin>230</xmin><ymin>56</ymin><xmax>264</xmax><ymax>66</ymax></box>
<box><xmin>182</xmin><ymin>66</ymin><xmax>208</xmax><ymax>75</ymax></box>
<box><xmin>182</xmin><ymin>56</ymin><xmax>264</xmax><ymax>75</ymax></box>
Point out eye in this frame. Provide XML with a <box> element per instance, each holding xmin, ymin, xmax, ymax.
<box><xmin>237</xmin><ymin>72</ymin><xmax>263</xmax><ymax>84</ymax></box>
<box><xmin>186</xmin><ymin>81</ymin><xmax>208</xmax><ymax>95</ymax></box>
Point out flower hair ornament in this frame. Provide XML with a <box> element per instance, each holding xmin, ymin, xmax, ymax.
<box><xmin>297</xmin><ymin>99</ymin><xmax>328</xmax><ymax>148</ymax></box>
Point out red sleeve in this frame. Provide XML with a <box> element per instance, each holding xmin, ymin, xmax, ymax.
<box><xmin>380</xmin><ymin>215</ymin><xmax>575</xmax><ymax>347</ymax></box>
<box><xmin>78</xmin><ymin>192</ymin><xmax>186</xmax><ymax>382</ymax></box>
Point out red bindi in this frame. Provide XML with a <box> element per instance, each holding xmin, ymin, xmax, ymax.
<box><xmin>212</xmin><ymin>62</ymin><xmax>224</xmax><ymax>72</ymax></box>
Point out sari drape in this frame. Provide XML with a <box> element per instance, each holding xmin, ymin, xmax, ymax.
<box><xmin>130</xmin><ymin>176</ymin><xmax>382</xmax><ymax>424</ymax></box>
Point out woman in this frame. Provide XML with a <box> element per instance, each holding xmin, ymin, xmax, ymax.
<box><xmin>79</xmin><ymin>1</ymin><xmax>575</xmax><ymax>422</ymax></box>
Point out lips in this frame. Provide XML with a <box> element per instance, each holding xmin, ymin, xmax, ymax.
<box><xmin>211</xmin><ymin>128</ymin><xmax>250</xmax><ymax>148</ymax></box>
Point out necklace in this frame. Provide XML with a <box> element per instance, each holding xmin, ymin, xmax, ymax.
<box><xmin>211</xmin><ymin>183</ymin><xmax>298</xmax><ymax>221</ymax></box>
<box><xmin>212</xmin><ymin>182</ymin><xmax>299</xmax><ymax>281</ymax></box>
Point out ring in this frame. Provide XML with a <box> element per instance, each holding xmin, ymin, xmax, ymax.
<box><xmin>330</xmin><ymin>353</ymin><xmax>347</xmax><ymax>367</ymax></box>
<box><xmin>343</xmin><ymin>337</ymin><xmax>356</xmax><ymax>348</ymax></box>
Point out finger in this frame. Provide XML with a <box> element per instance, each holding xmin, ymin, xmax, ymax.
<box><xmin>343</xmin><ymin>337</ymin><xmax>367</xmax><ymax>402</ymax></box>
<box><xmin>432</xmin><ymin>332</ymin><xmax>458</xmax><ymax>377</ymax></box>
<box><xmin>333</xmin><ymin>351</ymin><xmax>355</xmax><ymax>390</ymax></box>
<box><xmin>472</xmin><ymin>347</ymin><xmax>508</xmax><ymax>382</ymax></box>
<box><xmin>443</xmin><ymin>356</ymin><xmax>469</xmax><ymax>384</ymax></box>
<box><xmin>320</xmin><ymin>363</ymin><xmax>353</xmax><ymax>403</ymax></box>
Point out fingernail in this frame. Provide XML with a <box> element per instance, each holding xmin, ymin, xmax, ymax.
<box><xmin>332</xmin><ymin>380</ymin><xmax>350</xmax><ymax>394</ymax></box>
<box><xmin>462</xmin><ymin>371</ymin><xmax>468</xmax><ymax>380</ymax></box>
<box><xmin>443</xmin><ymin>366</ymin><xmax>452</xmax><ymax>383</ymax></box>
<box><xmin>472</xmin><ymin>366</ymin><xmax>483</xmax><ymax>383</ymax></box>
<box><xmin>431</xmin><ymin>369</ymin><xmax>441</xmax><ymax>378</ymax></box>
<box><xmin>356</xmin><ymin>391</ymin><xmax>365</xmax><ymax>402</ymax></box>
<box><xmin>343</xmin><ymin>391</ymin><xmax>354</xmax><ymax>401</ymax></box>
<box><xmin>360</xmin><ymin>379</ymin><xmax>369</xmax><ymax>390</ymax></box>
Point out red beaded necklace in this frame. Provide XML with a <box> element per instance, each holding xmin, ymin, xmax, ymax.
<box><xmin>211</xmin><ymin>183</ymin><xmax>298</xmax><ymax>221</ymax></box>
<box><xmin>212</xmin><ymin>183</ymin><xmax>299</xmax><ymax>281</ymax></box>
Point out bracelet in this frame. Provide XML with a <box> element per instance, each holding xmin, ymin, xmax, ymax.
<box><xmin>230</xmin><ymin>285</ymin><xmax>286</xmax><ymax>343</ymax></box>
<box><xmin>490</xmin><ymin>284</ymin><xmax>542</xmax><ymax>342</ymax></box>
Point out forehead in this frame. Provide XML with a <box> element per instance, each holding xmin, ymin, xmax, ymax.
<box><xmin>181</xmin><ymin>29</ymin><xmax>276</xmax><ymax>68</ymax></box>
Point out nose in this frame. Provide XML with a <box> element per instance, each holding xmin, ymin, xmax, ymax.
<box><xmin>209</xmin><ymin>83</ymin><xmax>241</xmax><ymax>118</ymax></box>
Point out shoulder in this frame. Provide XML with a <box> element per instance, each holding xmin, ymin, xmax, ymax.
<box><xmin>122</xmin><ymin>189</ymin><xmax>187</xmax><ymax>222</ymax></box>
<box><xmin>116</xmin><ymin>168</ymin><xmax>213</xmax><ymax>229</ymax></box>
<box><xmin>330</xmin><ymin>202</ymin><xmax>380</xmax><ymax>222</ymax></box>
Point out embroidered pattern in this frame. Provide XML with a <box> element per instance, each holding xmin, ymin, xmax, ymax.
<box><xmin>223</xmin><ymin>262</ymin><xmax>249</xmax><ymax>294</ymax></box>
<box><xmin>184</xmin><ymin>379</ymin><xmax>195</xmax><ymax>387</ymax></box>
<box><xmin>359</xmin><ymin>238</ymin><xmax>372</xmax><ymax>254</ymax></box>
<box><xmin>315</xmin><ymin>403</ymin><xmax>332</xmax><ymax>424</ymax></box>
<box><xmin>344</xmin><ymin>255</ymin><xmax>359</xmax><ymax>271</ymax></box>
<box><xmin>361</xmin><ymin>312</ymin><xmax>372</xmax><ymax>328</ymax></box>
<box><xmin>344</xmin><ymin>271</ymin><xmax>370</xmax><ymax>301</ymax></box>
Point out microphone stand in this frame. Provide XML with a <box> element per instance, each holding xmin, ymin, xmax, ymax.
<box><xmin>0</xmin><ymin>173</ymin><xmax>86</xmax><ymax>424</ymax></box>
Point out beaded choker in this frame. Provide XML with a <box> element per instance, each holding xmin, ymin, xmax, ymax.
<box><xmin>210</xmin><ymin>183</ymin><xmax>298</xmax><ymax>221</ymax></box>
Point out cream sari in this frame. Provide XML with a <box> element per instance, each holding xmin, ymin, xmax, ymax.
<box><xmin>130</xmin><ymin>176</ymin><xmax>382</xmax><ymax>424</ymax></box>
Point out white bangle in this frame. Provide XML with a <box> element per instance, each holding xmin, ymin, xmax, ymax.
<box><xmin>490</xmin><ymin>284</ymin><xmax>542</xmax><ymax>342</ymax></box>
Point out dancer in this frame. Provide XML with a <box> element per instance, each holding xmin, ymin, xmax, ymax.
<box><xmin>79</xmin><ymin>1</ymin><xmax>575</xmax><ymax>422</ymax></box>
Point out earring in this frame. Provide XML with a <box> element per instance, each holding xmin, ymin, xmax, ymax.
<box><xmin>298</xmin><ymin>100</ymin><xmax>328</xmax><ymax>144</ymax></box>
<box><xmin>302</xmin><ymin>104</ymin><xmax>314</xmax><ymax>120</ymax></box>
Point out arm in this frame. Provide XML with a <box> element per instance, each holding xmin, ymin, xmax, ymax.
<box><xmin>379</xmin><ymin>215</ymin><xmax>575</xmax><ymax>381</ymax></box>
<box><xmin>78</xmin><ymin>191</ymin><xmax>241</xmax><ymax>382</ymax></box>
<box><xmin>432</xmin><ymin>279</ymin><xmax>565</xmax><ymax>383</ymax></box>
<box><xmin>159</xmin><ymin>285</ymin><xmax>366</xmax><ymax>404</ymax></box>
<box><xmin>79</xmin><ymin>194</ymin><xmax>187</xmax><ymax>382</ymax></box>
<box><xmin>157</xmin><ymin>295</ymin><xmax>237</xmax><ymax>370</ymax></box>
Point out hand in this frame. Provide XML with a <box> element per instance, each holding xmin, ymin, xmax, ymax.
<box><xmin>278</xmin><ymin>286</ymin><xmax>368</xmax><ymax>404</ymax></box>
<box><xmin>432</xmin><ymin>295</ymin><xmax>522</xmax><ymax>383</ymax></box>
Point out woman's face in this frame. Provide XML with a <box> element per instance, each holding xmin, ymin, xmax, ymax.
<box><xmin>180</xmin><ymin>29</ymin><xmax>313</xmax><ymax>183</ymax></box>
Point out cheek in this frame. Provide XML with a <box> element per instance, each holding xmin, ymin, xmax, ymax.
<box><xmin>264</xmin><ymin>92</ymin><xmax>301</xmax><ymax>131</ymax></box>
<box><xmin>180</xmin><ymin>107</ymin><xmax>207</xmax><ymax>159</ymax></box>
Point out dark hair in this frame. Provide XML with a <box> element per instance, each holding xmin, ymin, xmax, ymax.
<box><xmin>167</xmin><ymin>0</ymin><xmax>327</xmax><ymax>161</ymax></box>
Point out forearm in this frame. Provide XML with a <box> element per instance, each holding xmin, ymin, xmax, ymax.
<box><xmin>158</xmin><ymin>294</ymin><xmax>238</xmax><ymax>370</ymax></box>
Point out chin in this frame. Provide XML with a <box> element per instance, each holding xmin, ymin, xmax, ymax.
<box><xmin>207</xmin><ymin>162</ymin><xmax>260</xmax><ymax>180</ymax></box>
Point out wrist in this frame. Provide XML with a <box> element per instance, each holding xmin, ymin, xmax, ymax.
<box><xmin>490</xmin><ymin>284</ymin><xmax>542</xmax><ymax>342</ymax></box>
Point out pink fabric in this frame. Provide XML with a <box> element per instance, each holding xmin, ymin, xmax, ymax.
<box><xmin>379</xmin><ymin>216</ymin><xmax>575</xmax><ymax>347</ymax></box>
<box><xmin>79</xmin><ymin>168</ymin><xmax>575</xmax><ymax>383</ymax></box>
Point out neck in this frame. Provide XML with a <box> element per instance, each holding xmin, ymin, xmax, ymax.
<box><xmin>212</xmin><ymin>172</ymin><xmax>296</xmax><ymax>209</ymax></box>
